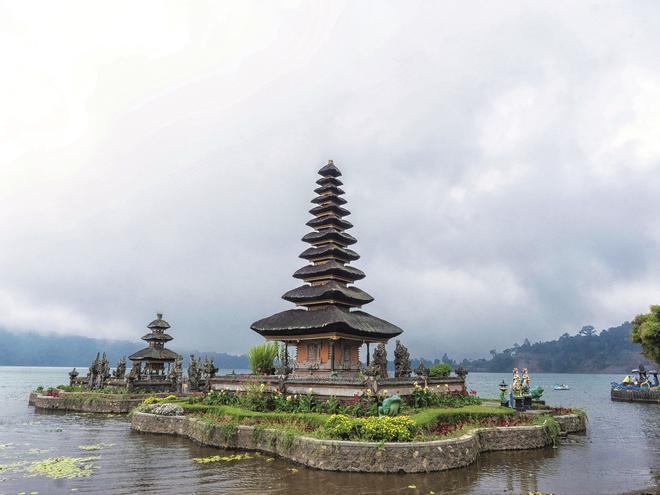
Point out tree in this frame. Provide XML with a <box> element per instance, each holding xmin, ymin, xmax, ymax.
<box><xmin>579</xmin><ymin>325</ymin><xmax>596</xmax><ymax>337</ymax></box>
<box><xmin>631</xmin><ymin>306</ymin><xmax>660</xmax><ymax>364</ymax></box>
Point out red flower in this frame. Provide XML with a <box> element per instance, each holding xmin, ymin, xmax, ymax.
<box><xmin>470</xmin><ymin>389</ymin><xmax>477</xmax><ymax>395</ymax></box>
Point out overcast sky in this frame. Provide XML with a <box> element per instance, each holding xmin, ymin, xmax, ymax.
<box><xmin>2</xmin><ymin>1</ymin><xmax>660</xmax><ymax>359</ymax></box>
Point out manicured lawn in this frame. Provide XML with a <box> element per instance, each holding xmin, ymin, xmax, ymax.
<box><xmin>412</xmin><ymin>405</ymin><xmax>515</xmax><ymax>428</ymax></box>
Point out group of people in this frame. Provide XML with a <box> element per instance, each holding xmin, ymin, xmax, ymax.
<box><xmin>620</xmin><ymin>365</ymin><xmax>659</xmax><ymax>388</ymax></box>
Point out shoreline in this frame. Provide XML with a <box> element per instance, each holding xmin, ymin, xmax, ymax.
<box><xmin>130</xmin><ymin>411</ymin><xmax>587</xmax><ymax>474</ymax></box>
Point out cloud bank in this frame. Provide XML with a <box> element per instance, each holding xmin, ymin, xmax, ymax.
<box><xmin>1</xmin><ymin>1</ymin><xmax>660</xmax><ymax>358</ymax></box>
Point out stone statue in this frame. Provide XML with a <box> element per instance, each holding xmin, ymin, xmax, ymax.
<box><xmin>378</xmin><ymin>394</ymin><xmax>402</xmax><ymax>416</ymax></box>
<box><xmin>129</xmin><ymin>361</ymin><xmax>141</xmax><ymax>380</ymax></box>
<box><xmin>511</xmin><ymin>368</ymin><xmax>522</xmax><ymax>397</ymax></box>
<box><xmin>530</xmin><ymin>386</ymin><xmax>544</xmax><ymax>400</ymax></box>
<box><xmin>113</xmin><ymin>356</ymin><xmax>126</xmax><ymax>379</ymax></box>
<box><xmin>393</xmin><ymin>340</ymin><xmax>412</xmax><ymax>378</ymax></box>
<box><xmin>370</xmin><ymin>343</ymin><xmax>388</xmax><ymax>379</ymax></box>
<box><xmin>522</xmin><ymin>368</ymin><xmax>531</xmax><ymax>396</ymax></box>
<box><xmin>69</xmin><ymin>367</ymin><xmax>79</xmax><ymax>386</ymax></box>
<box><xmin>188</xmin><ymin>354</ymin><xmax>201</xmax><ymax>391</ymax></box>
<box><xmin>415</xmin><ymin>359</ymin><xmax>429</xmax><ymax>378</ymax></box>
<box><xmin>101</xmin><ymin>353</ymin><xmax>110</xmax><ymax>380</ymax></box>
<box><xmin>169</xmin><ymin>356</ymin><xmax>183</xmax><ymax>393</ymax></box>
<box><xmin>88</xmin><ymin>353</ymin><xmax>100</xmax><ymax>388</ymax></box>
<box><xmin>454</xmin><ymin>364</ymin><xmax>468</xmax><ymax>381</ymax></box>
<box><xmin>202</xmin><ymin>356</ymin><xmax>219</xmax><ymax>391</ymax></box>
<box><xmin>127</xmin><ymin>362</ymin><xmax>139</xmax><ymax>392</ymax></box>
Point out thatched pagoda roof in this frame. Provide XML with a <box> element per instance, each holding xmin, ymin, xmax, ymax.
<box><xmin>250</xmin><ymin>160</ymin><xmax>402</xmax><ymax>341</ymax></box>
<box><xmin>128</xmin><ymin>347</ymin><xmax>180</xmax><ymax>362</ymax></box>
<box><xmin>251</xmin><ymin>306</ymin><xmax>402</xmax><ymax>340</ymax></box>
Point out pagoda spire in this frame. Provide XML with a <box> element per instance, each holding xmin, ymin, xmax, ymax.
<box><xmin>281</xmin><ymin>160</ymin><xmax>375</xmax><ymax>309</ymax></box>
<box><xmin>251</xmin><ymin>160</ymin><xmax>402</xmax><ymax>357</ymax></box>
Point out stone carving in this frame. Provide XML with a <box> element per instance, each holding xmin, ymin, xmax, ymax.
<box><xmin>393</xmin><ymin>340</ymin><xmax>412</xmax><ymax>378</ymax></box>
<box><xmin>378</xmin><ymin>394</ymin><xmax>402</xmax><ymax>416</ymax></box>
<box><xmin>369</xmin><ymin>343</ymin><xmax>388</xmax><ymax>379</ymax></box>
<box><xmin>113</xmin><ymin>356</ymin><xmax>126</xmax><ymax>379</ymax></box>
<box><xmin>169</xmin><ymin>356</ymin><xmax>183</xmax><ymax>392</ymax></box>
<box><xmin>69</xmin><ymin>367</ymin><xmax>79</xmax><ymax>386</ymax></box>
<box><xmin>415</xmin><ymin>359</ymin><xmax>429</xmax><ymax>378</ymax></box>
<box><xmin>188</xmin><ymin>354</ymin><xmax>202</xmax><ymax>391</ymax></box>
<box><xmin>530</xmin><ymin>386</ymin><xmax>544</xmax><ymax>400</ymax></box>
<box><xmin>454</xmin><ymin>364</ymin><xmax>468</xmax><ymax>381</ymax></box>
<box><xmin>88</xmin><ymin>353</ymin><xmax>100</xmax><ymax>388</ymax></box>
<box><xmin>202</xmin><ymin>356</ymin><xmax>218</xmax><ymax>391</ymax></box>
<box><xmin>127</xmin><ymin>361</ymin><xmax>140</xmax><ymax>391</ymax></box>
<box><xmin>522</xmin><ymin>368</ymin><xmax>531</xmax><ymax>395</ymax></box>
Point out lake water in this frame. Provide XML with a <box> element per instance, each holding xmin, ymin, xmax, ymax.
<box><xmin>0</xmin><ymin>367</ymin><xmax>657</xmax><ymax>495</ymax></box>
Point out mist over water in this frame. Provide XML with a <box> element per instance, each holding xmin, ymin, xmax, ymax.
<box><xmin>0</xmin><ymin>367</ymin><xmax>657</xmax><ymax>495</ymax></box>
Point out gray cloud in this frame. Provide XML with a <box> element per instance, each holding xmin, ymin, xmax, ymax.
<box><xmin>1</xmin><ymin>1</ymin><xmax>660</xmax><ymax>359</ymax></box>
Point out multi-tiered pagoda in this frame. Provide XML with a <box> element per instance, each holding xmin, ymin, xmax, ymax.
<box><xmin>251</xmin><ymin>160</ymin><xmax>402</xmax><ymax>376</ymax></box>
<box><xmin>128</xmin><ymin>313</ymin><xmax>181</xmax><ymax>378</ymax></box>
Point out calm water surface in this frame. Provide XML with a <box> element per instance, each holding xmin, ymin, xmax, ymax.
<box><xmin>0</xmin><ymin>367</ymin><xmax>657</xmax><ymax>495</ymax></box>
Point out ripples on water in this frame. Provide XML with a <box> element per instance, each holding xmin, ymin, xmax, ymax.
<box><xmin>0</xmin><ymin>367</ymin><xmax>657</xmax><ymax>495</ymax></box>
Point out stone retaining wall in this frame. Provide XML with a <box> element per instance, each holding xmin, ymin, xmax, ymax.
<box><xmin>209</xmin><ymin>375</ymin><xmax>466</xmax><ymax>401</ymax></box>
<box><xmin>30</xmin><ymin>392</ymin><xmax>149</xmax><ymax>414</ymax></box>
<box><xmin>554</xmin><ymin>414</ymin><xmax>587</xmax><ymax>433</ymax></box>
<box><xmin>131</xmin><ymin>412</ymin><xmax>586</xmax><ymax>473</ymax></box>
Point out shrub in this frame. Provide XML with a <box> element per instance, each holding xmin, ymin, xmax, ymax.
<box><xmin>428</xmin><ymin>363</ymin><xmax>452</xmax><ymax>377</ymax></box>
<box><xmin>145</xmin><ymin>403</ymin><xmax>184</xmax><ymax>416</ymax></box>
<box><xmin>324</xmin><ymin>414</ymin><xmax>417</xmax><ymax>442</ymax></box>
<box><xmin>204</xmin><ymin>390</ymin><xmax>239</xmax><ymax>406</ymax></box>
<box><xmin>247</xmin><ymin>343</ymin><xmax>279</xmax><ymax>375</ymax></box>
<box><xmin>409</xmin><ymin>383</ymin><xmax>481</xmax><ymax>409</ymax></box>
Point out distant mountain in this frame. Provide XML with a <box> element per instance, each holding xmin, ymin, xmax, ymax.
<box><xmin>0</xmin><ymin>329</ymin><xmax>249</xmax><ymax>370</ymax></box>
<box><xmin>0</xmin><ymin>321</ymin><xmax>652</xmax><ymax>373</ymax></box>
<box><xmin>414</xmin><ymin>322</ymin><xmax>653</xmax><ymax>374</ymax></box>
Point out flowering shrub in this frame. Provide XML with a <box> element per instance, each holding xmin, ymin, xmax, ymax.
<box><xmin>44</xmin><ymin>388</ymin><xmax>61</xmax><ymax>397</ymax></box>
<box><xmin>324</xmin><ymin>414</ymin><xmax>417</xmax><ymax>442</ymax></box>
<box><xmin>141</xmin><ymin>395</ymin><xmax>177</xmax><ymax>406</ymax></box>
<box><xmin>145</xmin><ymin>403</ymin><xmax>184</xmax><ymax>416</ymax></box>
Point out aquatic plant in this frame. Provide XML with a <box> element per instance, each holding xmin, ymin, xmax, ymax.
<box><xmin>26</xmin><ymin>456</ymin><xmax>100</xmax><ymax>479</ymax></box>
<box><xmin>79</xmin><ymin>444</ymin><xmax>103</xmax><ymax>451</ymax></box>
<box><xmin>192</xmin><ymin>453</ymin><xmax>253</xmax><ymax>464</ymax></box>
<box><xmin>26</xmin><ymin>448</ymin><xmax>52</xmax><ymax>455</ymax></box>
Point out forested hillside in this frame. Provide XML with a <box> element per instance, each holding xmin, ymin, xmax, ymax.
<box><xmin>416</xmin><ymin>322</ymin><xmax>652</xmax><ymax>373</ymax></box>
<box><xmin>1</xmin><ymin>322</ymin><xmax>651</xmax><ymax>373</ymax></box>
<box><xmin>0</xmin><ymin>329</ymin><xmax>249</xmax><ymax>369</ymax></box>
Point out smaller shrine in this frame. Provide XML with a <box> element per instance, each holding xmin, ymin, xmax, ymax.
<box><xmin>127</xmin><ymin>313</ymin><xmax>182</xmax><ymax>391</ymax></box>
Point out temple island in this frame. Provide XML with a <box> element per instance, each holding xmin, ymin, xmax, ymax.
<box><xmin>29</xmin><ymin>160</ymin><xmax>587</xmax><ymax>473</ymax></box>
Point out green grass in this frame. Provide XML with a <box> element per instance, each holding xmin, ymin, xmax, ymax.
<box><xmin>180</xmin><ymin>403</ymin><xmax>328</xmax><ymax>428</ymax></box>
<box><xmin>411</xmin><ymin>405</ymin><xmax>515</xmax><ymax>428</ymax></box>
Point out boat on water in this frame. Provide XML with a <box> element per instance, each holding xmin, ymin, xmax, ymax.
<box><xmin>553</xmin><ymin>384</ymin><xmax>570</xmax><ymax>391</ymax></box>
<box><xmin>610</xmin><ymin>365</ymin><xmax>660</xmax><ymax>404</ymax></box>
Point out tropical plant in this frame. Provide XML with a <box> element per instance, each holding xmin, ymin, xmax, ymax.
<box><xmin>631</xmin><ymin>305</ymin><xmax>660</xmax><ymax>364</ymax></box>
<box><xmin>428</xmin><ymin>363</ymin><xmax>452</xmax><ymax>377</ymax></box>
<box><xmin>247</xmin><ymin>342</ymin><xmax>279</xmax><ymax>375</ymax></box>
